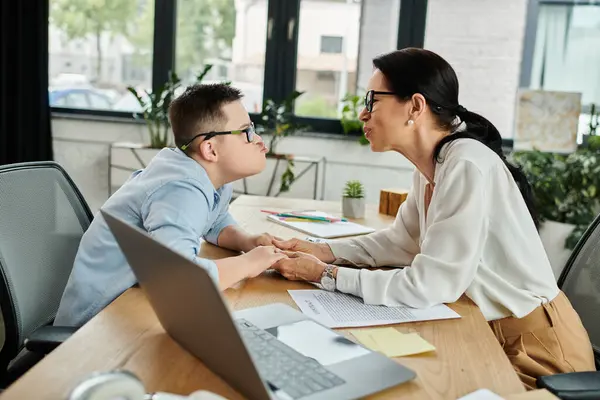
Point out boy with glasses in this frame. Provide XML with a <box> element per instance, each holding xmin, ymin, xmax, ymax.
<box><xmin>55</xmin><ymin>84</ymin><xmax>286</xmax><ymax>327</ymax></box>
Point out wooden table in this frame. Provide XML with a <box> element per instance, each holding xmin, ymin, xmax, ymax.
<box><xmin>1</xmin><ymin>195</ymin><xmax>530</xmax><ymax>400</ymax></box>
<box><xmin>508</xmin><ymin>390</ymin><xmax>557</xmax><ymax>399</ymax></box>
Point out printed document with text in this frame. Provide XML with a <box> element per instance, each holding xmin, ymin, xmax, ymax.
<box><xmin>288</xmin><ymin>289</ymin><xmax>461</xmax><ymax>328</ymax></box>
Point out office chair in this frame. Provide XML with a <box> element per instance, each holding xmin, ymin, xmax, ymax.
<box><xmin>536</xmin><ymin>213</ymin><xmax>600</xmax><ymax>399</ymax></box>
<box><xmin>0</xmin><ymin>161</ymin><xmax>93</xmax><ymax>385</ymax></box>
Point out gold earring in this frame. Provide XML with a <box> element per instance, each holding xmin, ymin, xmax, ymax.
<box><xmin>408</xmin><ymin>119</ymin><xmax>414</xmax><ymax>126</ymax></box>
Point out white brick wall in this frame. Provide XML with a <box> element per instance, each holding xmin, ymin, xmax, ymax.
<box><xmin>424</xmin><ymin>0</ymin><xmax>528</xmax><ymax>138</ymax></box>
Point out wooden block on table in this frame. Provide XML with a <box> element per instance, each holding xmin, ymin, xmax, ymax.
<box><xmin>379</xmin><ymin>188</ymin><xmax>408</xmax><ymax>216</ymax></box>
<box><xmin>379</xmin><ymin>190</ymin><xmax>390</xmax><ymax>214</ymax></box>
<box><xmin>388</xmin><ymin>189</ymin><xmax>408</xmax><ymax>216</ymax></box>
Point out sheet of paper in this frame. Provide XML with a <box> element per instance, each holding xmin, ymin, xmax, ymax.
<box><xmin>267</xmin><ymin>212</ymin><xmax>375</xmax><ymax>239</ymax></box>
<box><xmin>287</xmin><ymin>289</ymin><xmax>461</xmax><ymax>328</ymax></box>
<box><xmin>457</xmin><ymin>389</ymin><xmax>505</xmax><ymax>400</ymax></box>
<box><xmin>349</xmin><ymin>328</ymin><xmax>436</xmax><ymax>357</ymax></box>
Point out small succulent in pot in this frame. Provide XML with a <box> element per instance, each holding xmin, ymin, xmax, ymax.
<box><xmin>342</xmin><ymin>180</ymin><xmax>366</xmax><ymax>219</ymax></box>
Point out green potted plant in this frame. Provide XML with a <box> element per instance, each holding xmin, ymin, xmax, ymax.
<box><xmin>511</xmin><ymin>147</ymin><xmax>600</xmax><ymax>275</ymax></box>
<box><xmin>340</xmin><ymin>93</ymin><xmax>369</xmax><ymax>145</ymax></box>
<box><xmin>342</xmin><ymin>180</ymin><xmax>366</xmax><ymax>219</ymax></box>
<box><xmin>109</xmin><ymin>65</ymin><xmax>214</xmax><ymax>195</ymax></box>
<box><xmin>258</xmin><ymin>90</ymin><xmax>307</xmax><ymax>155</ymax></box>
<box><xmin>256</xmin><ymin>90</ymin><xmax>309</xmax><ymax>193</ymax></box>
<box><xmin>127</xmin><ymin>64</ymin><xmax>214</xmax><ymax>149</ymax></box>
<box><xmin>581</xmin><ymin>103</ymin><xmax>599</xmax><ymax>148</ymax></box>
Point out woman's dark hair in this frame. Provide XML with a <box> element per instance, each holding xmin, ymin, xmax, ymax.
<box><xmin>373</xmin><ymin>48</ymin><xmax>539</xmax><ymax>228</ymax></box>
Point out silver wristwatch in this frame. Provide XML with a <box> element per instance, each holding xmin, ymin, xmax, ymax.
<box><xmin>320</xmin><ymin>265</ymin><xmax>336</xmax><ymax>292</ymax></box>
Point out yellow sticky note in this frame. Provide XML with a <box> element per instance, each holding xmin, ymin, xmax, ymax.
<box><xmin>350</xmin><ymin>328</ymin><xmax>436</xmax><ymax>357</ymax></box>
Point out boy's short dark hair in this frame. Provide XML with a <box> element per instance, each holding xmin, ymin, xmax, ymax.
<box><xmin>169</xmin><ymin>83</ymin><xmax>243</xmax><ymax>148</ymax></box>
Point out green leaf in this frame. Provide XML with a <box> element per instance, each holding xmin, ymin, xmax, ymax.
<box><xmin>127</xmin><ymin>87</ymin><xmax>146</xmax><ymax>109</ymax></box>
<box><xmin>196</xmin><ymin>64</ymin><xmax>213</xmax><ymax>82</ymax></box>
<box><xmin>279</xmin><ymin>160</ymin><xmax>296</xmax><ymax>193</ymax></box>
<box><xmin>358</xmin><ymin>135</ymin><xmax>370</xmax><ymax>145</ymax></box>
<box><xmin>343</xmin><ymin>180</ymin><xmax>364</xmax><ymax>198</ymax></box>
<box><xmin>256</xmin><ymin>91</ymin><xmax>310</xmax><ymax>153</ymax></box>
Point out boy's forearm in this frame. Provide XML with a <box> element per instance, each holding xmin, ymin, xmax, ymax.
<box><xmin>217</xmin><ymin>225</ymin><xmax>255</xmax><ymax>252</ymax></box>
<box><xmin>215</xmin><ymin>255</ymin><xmax>249</xmax><ymax>289</ymax></box>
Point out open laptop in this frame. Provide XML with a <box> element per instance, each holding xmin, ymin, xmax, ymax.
<box><xmin>102</xmin><ymin>210</ymin><xmax>416</xmax><ymax>400</ymax></box>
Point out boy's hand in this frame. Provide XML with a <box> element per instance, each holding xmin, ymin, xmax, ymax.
<box><xmin>248</xmin><ymin>233</ymin><xmax>283</xmax><ymax>249</ymax></box>
<box><xmin>241</xmin><ymin>246</ymin><xmax>288</xmax><ymax>278</ymax></box>
<box><xmin>219</xmin><ymin>226</ymin><xmax>282</xmax><ymax>253</ymax></box>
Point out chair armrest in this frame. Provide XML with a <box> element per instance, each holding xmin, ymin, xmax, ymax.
<box><xmin>537</xmin><ymin>371</ymin><xmax>600</xmax><ymax>400</ymax></box>
<box><xmin>24</xmin><ymin>325</ymin><xmax>78</xmax><ymax>354</ymax></box>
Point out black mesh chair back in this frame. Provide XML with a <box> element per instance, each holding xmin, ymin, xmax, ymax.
<box><xmin>558</xmin><ymin>213</ymin><xmax>600</xmax><ymax>367</ymax></box>
<box><xmin>0</xmin><ymin>162</ymin><xmax>93</xmax><ymax>372</ymax></box>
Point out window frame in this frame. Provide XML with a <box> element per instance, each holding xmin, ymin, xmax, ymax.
<box><xmin>50</xmin><ymin>0</ymin><xmax>429</xmax><ymax>136</ymax></box>
<box><xmin>320</xmin><ymin>35</ymin><xmax>344</xmax><ymax>54</ymax></box>
<box><xmin>521</xmin><ymin>0</ymin><xmax>599</xmax><ymax>115</ymax></box>
<box><xmin>518</xmin><ymin>0</ymin><xmax>599</xmax><ymax>151</ymax></box>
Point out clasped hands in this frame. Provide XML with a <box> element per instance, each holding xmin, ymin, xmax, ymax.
<box><xmin>246</xmin><ymin>234</ymin><xmax>336</xmax><ymax>283</ymax></box>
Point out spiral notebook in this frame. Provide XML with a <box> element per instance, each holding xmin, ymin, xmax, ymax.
<box><xmin>267</xmin><ymin>211</ymin><xmax>375</xmax><ymax>238</ymax></box>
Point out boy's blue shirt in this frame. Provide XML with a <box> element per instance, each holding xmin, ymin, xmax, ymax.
<box><xmin>54</xmin><ymin>148</ymin><xmax>236</xmax><ymax>327</ymax></box>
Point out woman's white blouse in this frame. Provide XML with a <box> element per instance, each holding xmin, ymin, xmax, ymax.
<box><xmin>330</xmin><ymin>139</ymin><xmax>559</xmax><ymax>321</ymax></box>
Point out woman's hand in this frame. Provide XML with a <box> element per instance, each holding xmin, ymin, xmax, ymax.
<box><xmin>272</xmin><ymin>238</ymin><xmax>336</xmax><ymax>263</ymax></box>
<box><xmin>272</xmin><ymin>251</ymin><xmax>334</xmax><ymax>283</ymax></box>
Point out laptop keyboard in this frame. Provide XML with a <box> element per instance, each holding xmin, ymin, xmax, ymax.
<box><xmin>236</xmin><ymin>319</ymin><xmax>345</xmax><ymax>399</ymax></box>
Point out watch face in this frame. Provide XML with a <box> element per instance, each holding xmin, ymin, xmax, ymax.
<box><xmin>321</xmin><ymin>275</ymin><xmax>336</xmax><ymax>291</ymax></box>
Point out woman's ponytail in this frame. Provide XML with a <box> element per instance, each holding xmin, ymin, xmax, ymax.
<box><xmin>433</xmin><ymin>107</ymin><xmax>540</xmax><ymax>229</ymax></box>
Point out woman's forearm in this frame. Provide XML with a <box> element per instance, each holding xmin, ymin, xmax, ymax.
<box><xmin>328</xmin><ymin>226</ymin><xmax>419</xmax><ymax>267</ymax></box>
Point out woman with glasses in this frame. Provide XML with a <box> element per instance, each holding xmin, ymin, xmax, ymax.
<box><xmin>272</xmin><ymin>48</ymin><xmax>595</xmax><ymax>388</ymax></box>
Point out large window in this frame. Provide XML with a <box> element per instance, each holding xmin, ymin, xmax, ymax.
<box><xmin>49</xmin><ymin>0</ymin><xmax>426</xmax><ymax>134</ymax></box>
<box><xmin>530</xmin><ymin>3</ymin><xmax>600</xmax><ymax>107</ymax></box>
<box><xmin>174</xmin><ymin>0</ymin><xmax>268</xmax><ymax>114</ymax></box>
<box><xmin>295</xmin><ymin>0</ymin><xmax>401</xmax><ymax>119</ymax></box>
<box><xmin>321</xmin><ymin>36</ymin><xmax>343</xmax><ymax>54</ymax></box>
<box><xmin>49</xmin><ymin>0</ymin><xmax>155</xmax><ymax>111</ymax></box>
<box><xmin>526</xmin><ymin>1</ymin><xmax>600</xmax><ymax>136</ymax></box>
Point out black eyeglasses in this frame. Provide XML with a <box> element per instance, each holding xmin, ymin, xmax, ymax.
<box><xmin>180</xmin><ymin>123</ymin><xmax>256</xmax><ymax>151</ymax></box>
<box><xmin>364</xmin><ymin>90</ymin><xmax>395</xmax><ymax>113</ymax></box>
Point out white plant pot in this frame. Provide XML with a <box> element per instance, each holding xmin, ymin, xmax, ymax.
<box><xmin>539</xmin><ymin>220</ymin><xmax>576</xmax><ymax>280</ymax></box>
<box><xmin>342</xmin><ymin>197</ymin><xmax>365</xmax><ymax>219</ymax></box>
